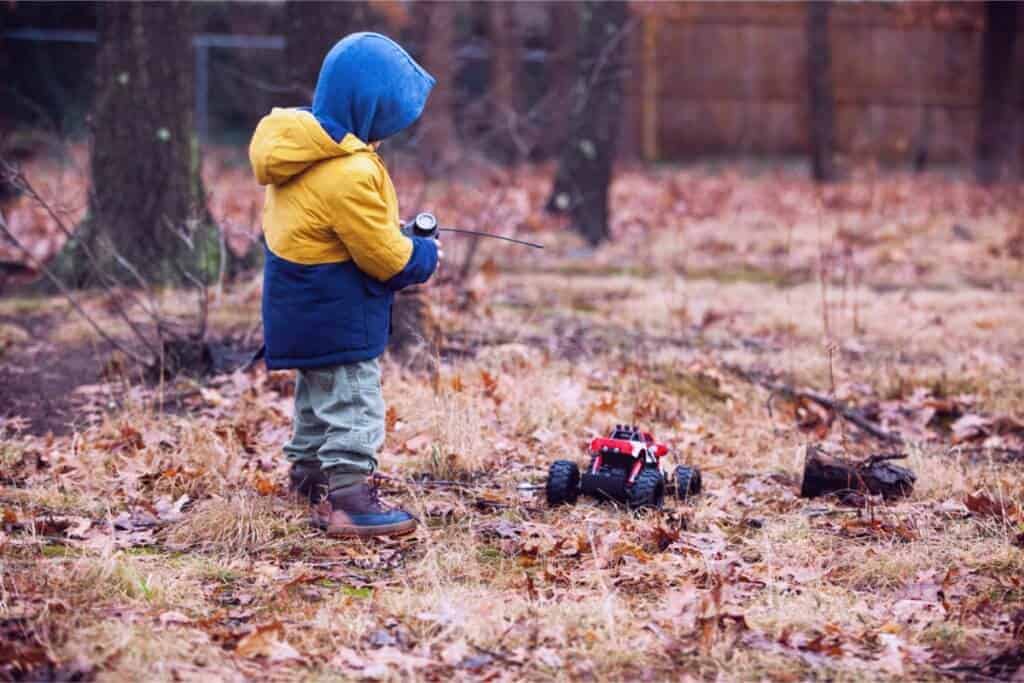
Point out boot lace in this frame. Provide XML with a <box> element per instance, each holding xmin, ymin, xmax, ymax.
<box><xmin>367</xmin><ymin>476</ymin><xmax>420</xmax><ymax>522</ymax></box>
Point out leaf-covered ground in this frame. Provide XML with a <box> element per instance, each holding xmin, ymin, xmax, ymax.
<box><xmin>2</xmin><ymin>153</ymin><xmax>1024</xmax><ymax>681</ymax></box>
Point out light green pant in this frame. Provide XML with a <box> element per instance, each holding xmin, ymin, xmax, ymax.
<box><xmin>284</xmin><ymin>358</ymin><xmax>385</xmax><ymax>490</ymax></box>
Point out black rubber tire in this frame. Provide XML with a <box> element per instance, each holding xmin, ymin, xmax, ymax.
<box><xmin>627</xmin><ymin>468</ymin><xmax>665</xmax><ymax>510</ymax></box>
<box><xmin>546</xmin><ymin>460</ymin><xmax>580</xmax><ymax>506</ymax></box>
<box><xmin>674</xmin><ymin>465</ymin><xmax>703</xmax><ymax>501</ymax></box>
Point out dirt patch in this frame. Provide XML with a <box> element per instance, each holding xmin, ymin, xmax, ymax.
<box><xmin>0</xmin><ymin>312</ymin><xmax>260</xmax><ymax>436</ymax></box>
<box><xmin>0</xmin><ymin>314</ymin><xmax>114</xmax><ymax>436</ymax></box>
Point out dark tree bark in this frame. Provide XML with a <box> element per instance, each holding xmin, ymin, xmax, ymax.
<box><xmin>545</xmin><ymin>0</ymin><xmax>629</xmax><ymax>247</ymax></box>
<box><xmin>800</xmin><ymin>446</ymin><xmax>915</xmax><ymax>501</ymax></box>
<box><xmin>0</xmin><ymin>8</ymin><xmax>13</xmax><ymax>204</ymax></box>
<box><xmin>488</xmin><ymin>1</ymin><xmax>521</xmax><ymax>162</ymax></box>
<box><xmin>542</xmin><ymin>1</ymin><xmax>579</xmax><ymax>158</ymax></box>
<box><xmin>807</xmin><ymin>1</ymin><xmax>837</xmax><ymax>183</ymax></box>
<box><xmin>282</xmin><ymin>2</ymin><xmax>374</xmax><ymax>101</ymax></box>
<box><xmin>976</xmin><ymin>1</ymin><xmax>1019</xmax><ymax>185</ymax></box>
<box><xmin>60</xmin><ymin>2</ymin><xmax>214</xmax><ymax>287</ymax></box>
<box><xmin>416</xmin><ymin>1</ymin><xmax>458</xmax><ymax>168</ymax></box>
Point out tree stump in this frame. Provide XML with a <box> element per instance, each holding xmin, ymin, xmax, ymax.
<box><xmin>800</xmin><ymin>445</ymin><xmax>915</xmax><ymax>501</ymax></box>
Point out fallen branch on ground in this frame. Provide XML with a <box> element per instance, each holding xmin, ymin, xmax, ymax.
<box><xmin>724</xmin><ymin>363</ymin><xmax>904</xmax><ymax>445</ymax></box>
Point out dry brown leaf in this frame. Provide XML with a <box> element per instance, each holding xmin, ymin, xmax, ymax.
<box><xmin>235</xmin><ymin>622</ymin><xmax>301</xmax><ymax>662</ymax></box>
<box><xmin>253</xmin><ymin>474</ymin><xmax>275</xmax><ymax>496</ymax></box>
<box><xmin>964</xmin><ymin>491</ymin><xmax>1022</xmax><ymax>523</ymax></box>
<box><xmin>402</xmin><ymin>433</ymin><xmax>432</xmax><ymax>453</ymax></box>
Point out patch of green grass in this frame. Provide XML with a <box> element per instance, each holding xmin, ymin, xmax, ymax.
<box><xmin>0</xmin><ymin>441</ymin><xmax>25</xmax><ymax>468</ymax></box>
<box><xmin>660</xmin><ymin>368</ymin><xmax>731</xmax><ymax>411</ymax></box>
<box><xmin>0</xmin><ymin>296</ymin><xmax>48</xmax><ymax>316</ymax></box>
<box><xmin>973</xmin><ymin>549</ymin><xmax>1024</xmax><ymax>577</ymax></box>
<box><xmin>315</xmin><ymin>580</ymin><xmax>373</xmax><ymax>599</ymax></box>
<box><xmin>519</xmin><ymin>264</ymin><xmax>654</xmax><ymax>279</ymax></box>
<box><xmin>920</xmin><ymin>622</ymin><xmax>968</xmax><ymax>651</ymax></box>
<box><xmin>477</xmin><ymin>545</ymin><xmax>503</xmax><ymax>565</ymax></box>
<box><xmin>685</xmin><ymin>265</ymin><xmax>809</xmax><ymax>288</ymax></box>
<box><xmin>122</xmin><ymin>546</ymin><xmax>166</xmax><ymax>557</ymax></box>
<box><xmin>196</xmin><ymin>562</ymin><xmax>242</xmax><ymax>585</ymax></box>
<box><xmin>340</xmin><ymin>585</ymin><xmax>373</xmax><ymax>599</ymax></box>
<box><xmin>41</xmin><ymin>543</ymin><xmax>79</xmax><ymax>558</ymax></box>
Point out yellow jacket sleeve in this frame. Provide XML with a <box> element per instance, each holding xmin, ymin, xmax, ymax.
<box><xmin>325</xmin><ymin>165</ymin><xmax>413</xmax><ymax>282</ymax></box>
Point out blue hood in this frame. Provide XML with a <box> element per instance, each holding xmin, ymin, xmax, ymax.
<box><xmin>312</xmin><ymin>32</ymin><xmax>435</xmax><ymax>144</ymax></box>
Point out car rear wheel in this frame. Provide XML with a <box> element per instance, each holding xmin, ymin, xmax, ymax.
<box><xmin>674</xmin><ymin>465</ymin><xmax>702</xmax><ymax>501</ymax></box>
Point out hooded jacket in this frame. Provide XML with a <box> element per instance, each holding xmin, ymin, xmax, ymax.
<box><xmin>250</xmin><ymin>33</ymin><xmax>438</xmax><ymax>370</ymax></box>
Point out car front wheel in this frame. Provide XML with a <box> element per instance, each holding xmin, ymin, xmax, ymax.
<box><xmin>546</xmin><ymin>460</ymin><xmax>580</xmax><ymax>506</ymax></box>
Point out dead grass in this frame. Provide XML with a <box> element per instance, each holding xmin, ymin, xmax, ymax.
<box><xmin>3</xmin><ymin>166</ymin><xmax>1024</xmax><ymax>680</ymax></box>
<box><xmin>163</xmin><ymin>494</ymin><xmax>301</xmax><ymax>555</ymax></box>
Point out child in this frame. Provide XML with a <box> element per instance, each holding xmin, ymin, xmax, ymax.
<box><xmin>249</xmin><ymin>33</ymin><xmax>439</xmax><ymax>538</ymax></box>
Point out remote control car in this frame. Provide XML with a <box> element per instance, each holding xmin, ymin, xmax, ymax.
<box><xmin>546</xmin><ymin>424</ymin><xmax>702</xmax><ymax>509</ymax></box>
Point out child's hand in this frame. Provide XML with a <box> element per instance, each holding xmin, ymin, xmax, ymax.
<box><xmin>435</xmin><ymin>240</ymin><xmax>444</xmax><ymax>263</ymax></box>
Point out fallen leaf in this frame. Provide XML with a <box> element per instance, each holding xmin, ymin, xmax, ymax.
<box><xmin>235</xmin><ymin>622</ymin><xmax>301</xmax><ymax>662</ymax></box>
<box><xmin>159</xmin><ymin>611</ymin><xmax>191</xmax><ymax>626</ymax></box>
<box><xmin>402</xmin><ymin>433</ymin><xmax>432</xmax><ymax>453</ymax></box>
<box><xmin>253</xmin><ymin>474</ymin><xmax>275</xmax><ymax>496</ymax></box>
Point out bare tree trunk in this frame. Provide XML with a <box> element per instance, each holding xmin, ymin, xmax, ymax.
<box><xmin>489</xmin><ymin>1</ymin><xmax>521</xmax><ymax>162</ymax></box>
<box><xmin>807</xmin><ymin>0</ymin><xmax>837</xmax><ymax>183</ymax></box>
<box><xmin>0</xmin><ymin>9</ymin><xmax>14</xmax><ymax>204</ymax></box>
<box><xmin>545</xmin><ymin>0</ymin><xmax>629</xmax><ymax>247</ymax></box>
<box><xmin>976</xmin><ymin>1</ymin><xmax>1019</xmax><ymax>185</ymax></box>
<box><xmin>59</xmin><ymin>1</ymin><xmax>214</xmax><ymax>287</ymax></box>
<box><xmin>282</xmin><ymin>2</ymin><xmax>376</xmax><ymax>100</ymax></box>
<box><xmin>416</xmin><ymin>1</ymin><xmax>458</xmax><ymax>168</ymax></box>
<box><xmin>542</xmin><ymin>1</ymin><xmax>579</xmax><ymax>158</ymax></box>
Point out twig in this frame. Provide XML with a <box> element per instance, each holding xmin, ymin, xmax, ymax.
<box><xmin>3</xmin><ymin>161</ymin><xmax>163</xmax><ymax>361</ymax></box>
<box><xmin>470</xmin><ymin>642</ymin><xmax>523</xmax><ymax>668</ymax></box>
<box><xmin>860</xmin><ymin>453</ymin><xmax>908</xmax><ymax>468</ymax></box>
<box><xmin>799</xmin><ymin>388</ymin><xmax>903</xmax><ymax>444</ymax></box>
<box><xmin>0</xmin><ymin>209</ymin><xmax>152</xmax><ymax>366</ymax></box>
<box><xmin>179</xmin><ymin>268</ymin><xmax>209</xmax><ymax>342</ymax></box>
<box><xmin>457</xmin><ymin>176</ymin><xmax>513</xmax><ymax>283</ymax></box>
<box><xmin>724</xmin><ymin>363</ymin><xmax>904</xmax><ymax>445</ymax></box>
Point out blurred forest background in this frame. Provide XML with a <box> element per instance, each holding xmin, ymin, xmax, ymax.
<box><xmin>3</xmin><ymin>1</ymin><xmax>1023</xmax><ymax>170</ymax></box>
<box><xmin>1</xmin><ymin>1</ymin><xmax>1022</xmax><ymax>273</ymax></box>
<box><xmin>0</xmin><ymin>1</ymin><xmax>1021</xmax><ymax>300</ymax></box>
<box><xmin>3</xmin><ymin>1</ymin><xmax>1023</xmax><ymax>167</ymax></box>
<box><xmin>1</xmin><ymin>1</ymin><xmax>1022</xmax><ymax>289</ymax></box>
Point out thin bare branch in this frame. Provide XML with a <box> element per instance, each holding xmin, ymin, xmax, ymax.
<box><xmin>0</xmin><ymin>208</ymin><xmax>153</xmax><ymax>366</ymax></box>
<box><xmin>3</xmin><ymin>161</ymin><xmax>165</xmax><ymax>356</ymax></box>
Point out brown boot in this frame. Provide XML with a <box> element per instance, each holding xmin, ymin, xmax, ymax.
<box><xmin>311</xmin><ymin>481</ymin><xmax>417</xmax><ymax>538</ymax></box>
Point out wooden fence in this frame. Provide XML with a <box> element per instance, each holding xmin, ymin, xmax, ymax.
<box><xmin>624</xmin><ymin>2</ymin><xmax>1022</xmax><ymax>165</ymax></box>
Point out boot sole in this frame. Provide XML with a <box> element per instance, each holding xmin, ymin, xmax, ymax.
<box><xmin>326</xmin><ymin>519</ymin><xmax>417</xmax><ymax>538</ymax></box>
